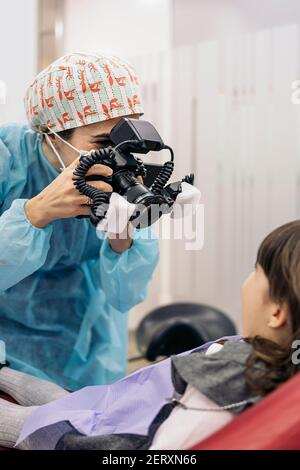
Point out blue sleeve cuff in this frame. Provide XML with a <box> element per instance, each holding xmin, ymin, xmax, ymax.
<box><xmin>98</xmin><ymin>226</ymin><xmax>160</xmax><ymax>312</ymax></box>
<box><xmin>16</xmin><ymin>199</ymin><xmax>53</xmax><ymax>235</ymax></box>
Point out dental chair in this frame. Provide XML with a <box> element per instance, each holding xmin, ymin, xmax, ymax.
<box><xmin>1</xmin><ymin>371</ymin><xmax>300</xmax><ymax>450</ymax></box>
<box><xmin>2</xmin><ymin>376</ymin><xmax>300</xmax><ymax>451</ymax></box>
<box><xmin>2</xmin><ymin>303</ymin><xmax>299</xmax><ymax>451</ymax></box>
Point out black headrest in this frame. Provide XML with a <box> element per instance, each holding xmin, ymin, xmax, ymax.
<box><xmin>136</xmin><ymin>302</ymin><xmax>237</xmax><ymax>361</ymax></box>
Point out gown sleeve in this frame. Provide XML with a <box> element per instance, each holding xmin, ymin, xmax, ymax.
<box><xmin>96</xmin><ymin>226</ymin><xmax>160</xmax><ymax>313</ymax></box>
<box><xmin>0</xmin><ymin>135</ymin><xmax>53</xmax><ymax>292</ymax></box>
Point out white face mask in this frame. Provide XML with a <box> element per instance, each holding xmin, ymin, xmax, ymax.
<box><xmin>44</xmin><ymin>127</ymin><xmax>93</xmax><ymax>172</ymax></box>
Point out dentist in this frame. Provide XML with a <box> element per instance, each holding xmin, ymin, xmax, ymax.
<box><xmin>0</xmin><ymin>52</ymin><xmax>159</xmax><ymax>390</ymax></box>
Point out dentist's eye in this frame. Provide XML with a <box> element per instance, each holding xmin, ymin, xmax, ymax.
<box><xmin>93</xmin><ymin>140</ymin><xmax>112</xmax><ymax>148</ymax></box>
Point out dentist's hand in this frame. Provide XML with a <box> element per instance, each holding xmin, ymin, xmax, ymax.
<box><xmin>25</xmin><ymin>156</ymin><xmax>113</xmax><ymax>228</ymax></box>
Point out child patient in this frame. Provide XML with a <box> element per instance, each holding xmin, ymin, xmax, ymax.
<box><xmin>0</xmin><ymin>220</ymin><xmax>300</xmax><ymax>450</ymax></box>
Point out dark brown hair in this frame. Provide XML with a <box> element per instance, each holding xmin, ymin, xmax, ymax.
<box><xmin>55</xmin><ymin>128</ymin><xmax>75</xmax><ymax>141</ymax></box>
<box><xmin>245</xmin><ymin>221</ymin><xmax>300</xmax><ymax>396</ymax></box>
<box><xmin>42</xmin><ymin>127</ymin><xmax>75</xmax><ymax>142</ymax></box>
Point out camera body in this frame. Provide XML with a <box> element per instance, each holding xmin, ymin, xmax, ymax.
<box><xmin>85</xmin><ymin>149</ymin><xmax>169</xmax><ymax>228</ymax></box>
<box><xmin>73</xmin><ymin>118</ymin><xmax>194</xmax><ymax>228</ymax></box>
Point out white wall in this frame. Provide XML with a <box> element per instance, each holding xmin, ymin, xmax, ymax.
<box><xmin>63</xmin><ymin>0</ymin><xmax>172</xmax><ymax>59</ymax></box>
<box><xmin>0</xmin><ymin>0</ymin><xmax>38</xmax><ymax>124</ymax></box>
<box><xmin>173</xmin><ymin>0</ymin><xmax>300</xmax><ymax>46</ymax></box>
<box><xmin>130</xmin><ymin>25</ymin><xmax>300</xmax><ymax>333</ymax></box>
<box><xmin>129</xmin><ymin>1</ymin><xmax>300</xmax><ymax>332</ymax></box>
<box><xmin>61</xmin><ymin>1</ymin><xmax>300</xmax><ymax>334</ymax></box>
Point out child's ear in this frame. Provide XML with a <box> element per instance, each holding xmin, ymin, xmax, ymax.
<box><xmin>268</xmin><ymin>302</ymin><xmax>289</xmax><ymax>329</ymax></box>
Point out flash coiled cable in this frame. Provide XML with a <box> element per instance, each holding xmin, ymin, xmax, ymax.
<box><xmin>73</xmin><ymin>147</ymin><xmax>114</xmax><ymax>225</ymax></box>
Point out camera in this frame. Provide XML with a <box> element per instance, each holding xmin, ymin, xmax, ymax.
<box><xmin>73</xmin><ymin>118</ymin><xmax>194</xmax><ymax>229</ymax></box>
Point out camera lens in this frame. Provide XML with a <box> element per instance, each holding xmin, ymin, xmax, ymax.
<box><xmin>113</xmin><ymin>171</ymin><xmax>171</xmax><ymax>228</ymax></box>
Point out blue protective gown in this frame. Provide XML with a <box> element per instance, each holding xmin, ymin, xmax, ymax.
<box><xmin>0</xmin><ymin>123</ymin><xmax>159</xmax><ymax>391</ymax></box>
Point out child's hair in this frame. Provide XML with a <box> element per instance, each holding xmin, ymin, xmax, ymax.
<box><xmin>245</xmin><ymin>221</ymin><xmax>300</xmax><ymax>396</ymax></box>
